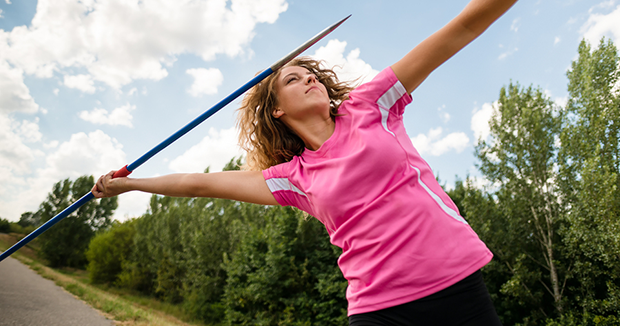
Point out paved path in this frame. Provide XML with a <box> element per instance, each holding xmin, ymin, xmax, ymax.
<box><xmin>0</xmin><ymin>256</ymin><xmax>113</xmax><ymax>326</ymax></box>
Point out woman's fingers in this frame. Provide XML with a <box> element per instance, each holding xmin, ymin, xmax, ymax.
<box><xmin>92</xmin><ymin>171</ymin><xmax>117</xmax><ymax>198</ymax></box>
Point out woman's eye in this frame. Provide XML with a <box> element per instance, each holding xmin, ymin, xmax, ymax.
<box><xmin>286</xmin><ymin>77</ymin><xmax>297</xmax><ymax>84</ymax></box>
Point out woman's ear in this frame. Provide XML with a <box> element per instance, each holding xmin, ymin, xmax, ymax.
<box><xmin>272</xmin><ymin>107</ymin><xmax>285</xmax><ymax>119</ymax></box>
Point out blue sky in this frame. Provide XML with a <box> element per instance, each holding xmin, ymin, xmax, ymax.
<box><xmin>1</xmin><ymin>0</ymin><xmax>618</xmax><ymax>221</ymax></box>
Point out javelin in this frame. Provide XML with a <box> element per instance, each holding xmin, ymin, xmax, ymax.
<box><xmin>0</xmin><ymin>15</ymin><xmax>351</xmax><ymax>263</ymax></box>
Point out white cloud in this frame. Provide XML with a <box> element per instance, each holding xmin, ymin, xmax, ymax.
<box><xmin>64</xmin><ymin>74</ymin><xmax>96</xmax><ymax>93</ymax></box>
<box><xmin>510</xmin><ymin>18</ymin><xmax>521</xmax><ymax>32</ymax></box>
<box><xmin>312</xmin><ymin>39</ymin><xmax>379</xmax><ymax>85</ymax></box>
<box><xmin>0</xmin><ymin>9</ymin><xmax>3</xmax><ymax>19</ymax></box>
<box><xmin>471</xmin><ymin>102</ymin><xmax>496</xmax><ymax>143</ymax></box>
<box><xmin>17</xmin><ymin>118</ymin><xmax>43</xmax><ymax>143</ymax></box>
<box><xmin>410</xmin><ymin>127</ymin><xmax>470</xmax><ymax>157</ymax></box>
<box><xmin>186</xmin><ymin>67</ymin><xmax>224</xmax><ymax>97</ymax></box>
<box><xmin>115</xmin><ymin>191</ymin><xmax>152</xmax><ymax>221</ymax></box>
<box><xmin>0</xmin><ymin>60</ymin><xmax>39</xmax><ymax>114</ymax></box>
<box><xmin>467</xmin><ymin>175</ymin><xmax>492</xmax><ymax>190</ymax></box>
<box><xmin>79</xmin><ymin>103</ymin><xmax>136</xmax><ymax>127</ymax></box>
<box><xmin>2</xmin><ymin>0</ymin><xmax>288</xmax><ymax>89</ymax></box>
<box><xmin>437</xmin><ymin>105</ymin><xmax>450</xmax><ymax>123</ymax></box>
<box><xmin>554</xmin><ymin>96</ymin><xmax>568</xmax><ymax>109</ymax></box>
<box><xmin>169</xmin><ymin>127</ymin><xmax>242</xmax><ymax>173</ymax></box>
<box><xmin>498</xmin><ymin>47</ymin><xmax>518</xmax><ymax>60</ymax></box>
<box><xmin>0</xmin><ymin>114</ymin><xmax>43</xmax><ymax>176</ymax></box>
<box><xmin>554</xmin><ymin>36</ymin><xmax>561</xmax><ymax>45</ymax></box>
<box><xmin>5</xmin><ymin>0</ymin><xmax>11</xmax><ymax>4</ymax></box>
<box><xmin>0</xmin><ymin>130</ymin><xmax>127</xmax><ymax>221</ymax></box>
<box><xmin>44</xmin><ymin>140</ymin><xmax>59</xmax><ymax>149</ymax></box>
<box><xmin>39</xmin><ymin>130</ymin><xmax>125</xmax><ymax>179</ymax></box>
<box><xmin>581</xmin><ymin>3</ymin><xmax>620</xmax><ymax>45</ymax></box>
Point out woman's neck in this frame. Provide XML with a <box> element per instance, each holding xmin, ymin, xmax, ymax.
<box><xmin>290</xmin><ymin>116</ymin><xmax>335</xmax><ymax>151</ymax></box>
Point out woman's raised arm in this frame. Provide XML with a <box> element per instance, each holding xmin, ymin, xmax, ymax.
<box><xmin>92</xmin><ymin>170</ymin><xmax>279</xmax><ymax>206</ymax></box>
<box><xmin>391</xmin><ymin>0</ymin><xmax>517</xmax><ymax>94</ymax></box>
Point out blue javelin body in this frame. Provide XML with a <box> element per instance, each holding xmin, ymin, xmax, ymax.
<box><xmin>0</xmin><ymin>15</ymin><xmax>350</xmax><ymax>263</ymax></box>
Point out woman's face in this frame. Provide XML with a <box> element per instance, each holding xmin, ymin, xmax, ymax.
<box><xmin>272</xmin><ymin>65</ymin><xmax>330</xmax><ymax>123</ymax></box>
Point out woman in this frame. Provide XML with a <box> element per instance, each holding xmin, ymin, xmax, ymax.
<box><xmin>94</xmin><ymin>0</ymin><xmax>516</xmax><ymax>324</ymax></box>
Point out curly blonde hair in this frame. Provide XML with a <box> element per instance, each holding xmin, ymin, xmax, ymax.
<box><xmin>236</xmin><ymin>57</ymin><xmax>355</xmax><ymax>171</ymax></box>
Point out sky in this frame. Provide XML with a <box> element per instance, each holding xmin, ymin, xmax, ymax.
<box><xmin>1</xmin><ymin>0</ymin><xmax>619</xmax><ymax>222</ymax></box>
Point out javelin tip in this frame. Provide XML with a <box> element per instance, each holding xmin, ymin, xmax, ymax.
<box><xmin>270</xmin><ymin>14</ymin><xmax>352</xmax><ymax>71</ymax></box>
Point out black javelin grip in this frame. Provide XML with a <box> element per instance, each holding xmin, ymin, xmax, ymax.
<box><xmin>0</xmin><ymin>14</ymin><xmax>351</xmax><ymax>263</ymax></box>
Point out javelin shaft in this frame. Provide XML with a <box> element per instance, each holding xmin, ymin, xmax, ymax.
<box><xmin>0</xmin><ymin>15</ymin><xmax>350</xmax><ymax>263</ymax></box>
<box><xmin>127</xmin><ymin>68</ymin><xmax>273</xmax><ymax>173</ymax></box>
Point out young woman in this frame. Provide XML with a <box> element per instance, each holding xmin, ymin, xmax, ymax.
<box><xmin>94</xmin><ymin>0</ymin><xmax>517</xmax><ymax>324</ymax></box>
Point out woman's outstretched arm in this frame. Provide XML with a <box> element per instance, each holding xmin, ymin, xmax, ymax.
<box><xmin>92</xmin><ymin>170</ymin><xmax>279</xmax><ymax>206</ymax></box>
<box><xmin>391</xmin><ymin>0</ymin><xmax>517</xmax><ymax>93</ymax></box>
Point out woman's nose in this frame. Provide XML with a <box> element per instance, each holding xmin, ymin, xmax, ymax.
<box><xmin>306</xmin><ymin>74</ymin><xmax>317</xmax><ymax>84</ymax></box>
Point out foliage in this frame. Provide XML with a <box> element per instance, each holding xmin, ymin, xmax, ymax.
<box><xmin>114</xmin><ymin>158</ymin><xmax>259</xmax><ymax>322</ymax></box>
<box><xmin>31</xmin><ymin>175</ymin><xmax>117</xmax><ymax>268</ymax></box>
<box><xmin>19</xmin><ymin>211</ymin><xmax>40</xmax><ymax>227</ymax></box>
<box><xmin>474</xmin><ymin>82</ymin><xmax>567</xmax><ymax>322</ymax></box>
<box><xmin>86</xmin><ymin>219</ymin><xmax>137</xmax><ymax>284</ymax></box>
<box><xmin>449</xmin><ymin>38</ymin><xmax>620</xmax><ymax>325</ymax></box>
<box><xmin>0</xmin><ymin>217</ymin><xmax>10</xmax><ymax>233</ymax></box>
<box><xmin>223</xmin><ymin>206</ymin><xmax>346</xmax><ymax>326</ymax></box>
<box><xmin>558</xmin><ymin>38</ymin><xmax>620</xmax><ymax>322</ymax></box>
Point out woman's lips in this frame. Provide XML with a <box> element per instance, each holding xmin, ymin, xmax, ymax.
<box><xmin>306</xmin><ymin>86</ymin><xmax>320</xmax><ymax>93</ymax></box>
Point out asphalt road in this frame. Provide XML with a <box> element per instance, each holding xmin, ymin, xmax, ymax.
<box><xmin>0</xmin><ymin>256</ymin><xmax>113</xmax><ymax>326</ymax></box>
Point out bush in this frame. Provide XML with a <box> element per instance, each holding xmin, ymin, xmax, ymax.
<box><xmin>223</xmin><ymin>206</ymin><xmax>347</xmax><ymax>325</ymax></box>
<box><xmin>8</xmin><ymin>223</ymin><xmax>36</xmax><ymax>235</ymax></box>
<box><xmin>0</xmin><ymin>218</ymin><xmax>10</xmax><ymax>233</ymax></box>
<box><xmin>86</xmin><ymin>220</ymin><xmax>136</xmax><ymax>284</ymax></box>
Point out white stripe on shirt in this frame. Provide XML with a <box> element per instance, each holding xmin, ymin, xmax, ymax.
<box><xmin>377</xmin><ymin>79</ymin><xmax>407</xmax><ymax>136</ymax></box>
<box><xmin>411</xmin><ymin>166</ymin><xmax>468</xmax><ymax>224</ymax></box>
<box><xmin>265</xmin><ymin>178</ymin><xmax>308</xmax><ymax>198</ymax></box>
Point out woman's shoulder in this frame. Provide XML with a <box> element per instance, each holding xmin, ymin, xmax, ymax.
<box><xmin>343</xmin><ymin>67</ymin><xmax>411</xmax><ymax>115</ymax></box>
<box><xmin>262</xmin><ymin>156</ymin><xmax>298</xmax><ymax>179</ymax></box>
<box><xmin>348</xmin><ymin>67</ymin><xmax>409</xmax><ymax>105</ymax></box>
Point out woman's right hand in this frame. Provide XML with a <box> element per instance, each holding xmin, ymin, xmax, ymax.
<box><xmin>92</xmin><ymin>170</ymin><xmax>131</xmax><ymax>198</ymax></box>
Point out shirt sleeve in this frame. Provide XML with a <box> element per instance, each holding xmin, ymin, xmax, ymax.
<box><xmin>262</xmin><ymin>161</ymin><xmax>315</xmax><ymax>215</ymax></box>
<box><xmin>347</xmin><ymin>67</ymin><xmax>413</xmax><ymax>117</ymax></box>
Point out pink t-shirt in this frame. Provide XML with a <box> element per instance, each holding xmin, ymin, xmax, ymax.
<box><xmin>262</xmin><ymin>67</ymin><xmax>492</xmax><ymax>315</ymax></box>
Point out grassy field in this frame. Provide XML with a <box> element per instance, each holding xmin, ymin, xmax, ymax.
<box><xmin>0</xmin><ymin>233</ymin><xmax>206</xmax><ymax>326</ymax></box>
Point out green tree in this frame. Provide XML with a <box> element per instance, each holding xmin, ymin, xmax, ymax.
<box><xmin>86</xmin><ymin>219</ymin><xmax>136</xmax><ymax>284</ymax></box>
<box><xmin>558</xmin><ymin>38</ymin><xmax>620</xmax><ymax>322</ymax></box>
<box><xmin>447</xmin><ymin>179</ymin><xmax>535</xmax><ymax>325</ymax></box>
<box><xmin>115</xmin><ymin>158</ymin><xmax>254</xmax><ymax>323</ymax></box>
<box><xmin>34</xmin><ymin>175</ymin><xmax>117</xmax><ymax>268</ymax></box>
<box><xmin>474</xmin><ymin>83</ymin><xmax>567</xmax><ymax>322</ymax></box>
<box><xmin>223</xmin><ymin>206</ymin><xmax>346</xmax><ymax>326</ymax></box>
<box><xmin>0</xmin><ymin>217</ymin><xmax>10</xmax><ymax>233</ymax></box>
<box><xmin>18</xmin><ymin>211</ymin><xmax>40</xmax><ymax>227</ymax></box>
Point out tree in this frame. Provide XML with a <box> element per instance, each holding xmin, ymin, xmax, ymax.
<box><xmin>18</xmin><ymin>211</ymin><xmax>40</xmax><ymax>227</ymax></box>
<box><xmin>223</xmin><ymin>206</ymin><xmax>346</xmax><ymax>326</ymax></box>
<box><xmin>474</xmin><ymin>82</ymin><xmax>567</xmax><ymax>321</ymax></box>
<box><xmin>558</xmin><ymin>38</ymin><xmax>620</xmax><ymax>322</ymax></box>
<box><xmin>86</xmin><ymin>219</ymin><xmax>136</xmax><ymax>284</ymax></box>
<box><xmin>33</xmin><ymin>175</ymin><xmax>117</xmax><ymax>268</ymax></box>
<box><xmin>0</xmin><ymin>217</ymin><xmax>10</xmax><ymax>233</ymax></box>
<box><xmin>115</xmin><ymin>158</ymin><xmax>254</xmax><ymax>322</ymax></box>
